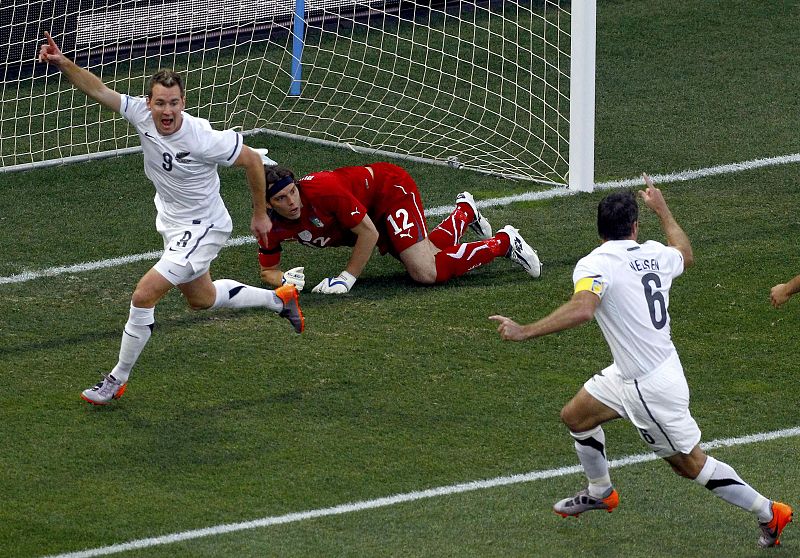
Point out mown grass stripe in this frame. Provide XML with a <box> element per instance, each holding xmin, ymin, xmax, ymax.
<box><xmin>42</xmin><ymin>426</ymin><xmax>800</xmax><ymax>558</ymax></box>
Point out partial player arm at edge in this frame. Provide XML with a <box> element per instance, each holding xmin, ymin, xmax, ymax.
<box><xmin>490</xmin><ymin>290</ymin><xmax>600</xmax><ymax>342</ymax></box>
<box><xmin>770</xmin><ymin>274</ymin><xmax>800</xmax><ymax>309</ymax></box>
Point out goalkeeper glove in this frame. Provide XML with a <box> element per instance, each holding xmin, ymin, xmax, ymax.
<box><xmin>312</xmin><ymin>271</ymin><xmax>357</xmax><ymax>294</ymax></box>
<box><xmin>252</xmin><ymin>147</ymin><xmax>278</xmax><ymax>166</ymax></box>
<box><xmin>281</xmin><ymin>267</ymin><xmax>305</xmax><ymax>291</ymax></box>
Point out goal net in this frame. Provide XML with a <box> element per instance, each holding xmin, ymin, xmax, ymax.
<box><xmin>0</xmin><ymin>0</ymin><xmax>594</xmax><ymax>189</ymax></box>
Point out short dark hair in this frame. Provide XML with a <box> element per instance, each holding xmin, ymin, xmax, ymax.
<box><xmin>146</xmin><ymin>70</ymin><xmax>185</xmax><ymax>97</ymax></box>
<box><xmin>597</xmin><ymin>190</ymin><xmax>638</xmax><ymax>240</ymax></box>
<box><xmin>265</xmin><ymin>165</ymin><xmax>296</xmax><ymax>200</ymax></box>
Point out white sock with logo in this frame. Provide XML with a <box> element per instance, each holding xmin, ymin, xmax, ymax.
<box><xmin>571</xmin><ymin>426</ymin><xmax>613</xmax><ymax>498</ymax></box>
<box><xmin>211</xmin><ymin>279</ymin><xmax>282</xmax><ymax>311</ymax></box>
<box><xmin>694</xmin><ymin>456</ymin><xmax>771</xmax><ymax>522</ymax></box>
<box><xmin>110</xmin><ymin>305</ymin><xmax>154</xmax><ymax>383</ymax></box>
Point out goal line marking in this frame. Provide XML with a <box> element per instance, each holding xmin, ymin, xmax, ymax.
<box><xmin>3</xmin><ymin>152</ymin><xmax>799</xmax><ymax>287</ymax></box>
<box><xmin>41</xmin><ymin>425</ymin><xmax>800</xmax><ymax>558</ymax></box>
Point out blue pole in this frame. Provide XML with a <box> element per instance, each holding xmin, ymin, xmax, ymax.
<box><xmin>290</xmin><ymin>0</ymin><xmax>305</xmax><ymax>96</ymax></box>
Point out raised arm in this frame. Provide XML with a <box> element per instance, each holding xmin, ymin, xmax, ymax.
<box><xmin>639</xmin><ymin>173</ymin><xmax>694</xmax><ymax>268</ymax></box>
<box><xmin>38</xmin><ymin>32</ymin><xmax>121</xmax><ymax>113</ymax></box>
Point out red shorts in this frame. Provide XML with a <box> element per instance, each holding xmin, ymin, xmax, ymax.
<box><xmin>368</xmin><ymin>163</ymin><xmax>429</xmax><ymax>257</ymax></box>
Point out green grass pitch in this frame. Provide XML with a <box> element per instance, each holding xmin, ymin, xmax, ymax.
<box><xmin>1</xmin><ymin>1</ymin><xmax>799</xmax><ymax>556</ymax></box>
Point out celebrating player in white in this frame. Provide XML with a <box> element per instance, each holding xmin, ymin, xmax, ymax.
<box><xmin>39</xmin><ymin>32</ymin><xmax>304</xmax><ymax>406</ymax></box>
<box><xmin>490</xmin><ymin>174</ymin><xmax>792</xmax><ymax>547</ymax></box>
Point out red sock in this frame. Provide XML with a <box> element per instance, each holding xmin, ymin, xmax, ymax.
<box><xmin>434</xmin><ymin>237</ymin><xmax>508</xmax><ymax>282</ymax></box>
<box><xmin>428</xmin><ymin>205</ymin><xmax>475</xmax><ymax>249</ymax></box>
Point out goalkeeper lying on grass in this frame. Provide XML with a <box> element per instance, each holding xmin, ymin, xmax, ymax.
<box><xmin>257</xmin><ymin>162</ymin><xmax>542</xmax><ymax>294</ymax></box>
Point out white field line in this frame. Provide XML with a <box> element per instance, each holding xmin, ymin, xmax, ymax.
<box><xmin>41</xmin><ymin>425</ymin><xmax>800</xmax><ymax>558</ymax></box>
<box><xmin>4</xmin><ymin>152</ymin><xmax>800</xmax><ymax>287</ymax></box>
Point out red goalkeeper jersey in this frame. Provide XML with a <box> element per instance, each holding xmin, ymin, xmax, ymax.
<box><xmin>258</xmin><ymin>163</ymin><xmax>428</xmax><ymax>267</ymax></box>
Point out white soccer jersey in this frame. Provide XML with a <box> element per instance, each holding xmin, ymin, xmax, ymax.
<box><xmin>120</xmin><ymin>95</ymin><xmax>242</xmax><ymax>228</ymax></box>
<box><xmin>573</xmin><ymin>239</ymin><xmax>685</xmax><ymax>381</ymax></box>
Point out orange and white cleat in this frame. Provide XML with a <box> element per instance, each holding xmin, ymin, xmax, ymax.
<box><xmin>275</xmin><ymin>283</ymin><xmax>304</xmax><ymax>334</ymax></box>
<box><xmin>81</xmin><ymin>374</ymin><xmax>127</xmax><ymax>405</ymax></box>
<box><xmin>554</xmin><ymin>488</ymin><xmax>619</xmax><ymax>518</ymax></box>
<box><xmin>758</xmin><ymin>501</ymin><xmax>793</xmax><ymax>548</ymax></box>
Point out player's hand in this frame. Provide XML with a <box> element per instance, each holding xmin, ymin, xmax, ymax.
<box><xmin>252</xmin><ymin>148</ymin><xmax>278</xmax><ymax>166</ymax></box>
<box><xmin>489</xmin><ymin>315</ymin><xmax>527</xmax><ymax>341</ymax></box>
<box><xmin>770</xmin><ymin>283</ymin><xmax>791</xmax><ymax>309</ymax></box>
<box><xmin>639</xmin><ymin>172</ymin><xmax>668</xmax><ymax>214</ymax></box>
<box><xmin>312</xmin><ymin>271</ymin><xmax>356</xmax><ymax>294</ymax></box>
<box><xmin>250</xmin><ymin>212</ymin><xmax>271</xmax><ymax>246</ymax></box>
<box><xmin>39</xmin><ymin>32</ymin><xmax>64</xmax><ymax>65</ymax></box>
<box><xmin>281</xmin><ymin>267</ymin><xmax>306</xmax><ymax>291</ymax></box>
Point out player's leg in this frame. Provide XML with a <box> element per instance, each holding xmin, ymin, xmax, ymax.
<box><xmin>429</xmin><ymin>225</ymin><xmax>542</xmax><ymax>283</ymax></box>
<box><xmin>398</xmin><ymin>229</ymin><xmax>516</xmax><ymax>284</ymax></box>
<box><xmin>668</xmin><ymin>444</ymin><xmax>792</xmax><ymax>546</ymax></box>
<box><xmin>428</xmin><ymin>191</ymin><xmax>492</xmax><ymax>248</ymax></box>
<box><xmin>179</xmin><ymin>271</ymin><xmax>303</xmax><ymax>333</ymax></box>
<box><xmin>375</xmin><ymin>175</ymin><xmax>437</xmax><ymax>283</ymax></box>
<box><xmin>81</xmin><ymin>267</ymin><xmax>172</xmax><ymax>405</ymax></box>
<box><xmin>627</xmin><ymin>355</ymin><xmax>793</xmax><ymax>546</ymax></box>
<box><xmin>397</xmin><ymin>239</ymin><xmax>439</xmax><ymax>284</ymax></box>
<box><xmin>174</xmin><ymin>226</ymin><xmax>304</xmax><ymax>332</ymax></box>
<box><xmin>176</xmin><ymin>269</ymin><xmax>303</xmax><ymax>334</ymax></box>
<box><xmin>554</xmin><ymin>376</ymin><xmax>623</xmax><ymax>517</ymax></box>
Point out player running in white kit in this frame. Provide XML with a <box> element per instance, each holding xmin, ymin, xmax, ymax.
<box><xmin>490</xmin><ymin>174</ymin><xmax>791</xmax><ymax>547</ymax></box>
<box><xmin>39</xmin><ymin>32</ymin><xmax>304</xmax><ymax>406</ymax></box>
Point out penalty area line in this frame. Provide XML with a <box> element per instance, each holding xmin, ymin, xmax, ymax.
<box><xmin>3</xmin><ymin>152</ymin><xmax>799</xmax><ymax>287</ymax></box>
<box><xmin>41</xmin><ymin>425</ymin><xmax>800</xmax><ymax>558</ymax></box>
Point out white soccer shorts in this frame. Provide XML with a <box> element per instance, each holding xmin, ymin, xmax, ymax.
<box><xmin>584</xmin><ymin>353</ymin><xmax>702</xmax><ymax>458</ymax></box>
<box><xmin>153</xmin><ymin>222</ymin><xmax>231</xmax><ymax>285</ymax></box>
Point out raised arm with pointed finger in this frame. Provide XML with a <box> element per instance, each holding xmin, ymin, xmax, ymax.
<box><xmin>639</xmin><ymin>173</ymin><xmax>693</xmax><ymax>269</ymax></box>
<box><xmin>38</xmin><ymin>32</ymin><xmax>121</xmax><ymax>113</ymax></box>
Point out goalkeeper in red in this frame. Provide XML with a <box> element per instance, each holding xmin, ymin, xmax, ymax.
<box><xmin>491</xmin><ymin>175</ymin><xmax>792</xmax><ymax>547</ymax></box>
<box><xmin>257</xmin><ymin>163</ymin><xmax>541</xmax><ymax>293</ymax></box>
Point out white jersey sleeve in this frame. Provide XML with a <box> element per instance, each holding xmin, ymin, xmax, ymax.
<box><xmin>573</xmin><ymin>239</ymin><xmax>684</xmax><ymax>380</ymax></box>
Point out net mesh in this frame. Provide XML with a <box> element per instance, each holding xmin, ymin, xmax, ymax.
<box><xmin>1</xmin><ymin>0</ymin><xmax>571</xmax><ymax>183</ymax></box>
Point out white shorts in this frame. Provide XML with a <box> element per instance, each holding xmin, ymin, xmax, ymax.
<box><xmin>584</xmin><ymin>353</ymin><xmax>701</xmax><ymax>457</ymax></box>
<box><xmin>153</xmin><ymin>222</ymin><xmax>231</xmax><ymax>285</ymax></box>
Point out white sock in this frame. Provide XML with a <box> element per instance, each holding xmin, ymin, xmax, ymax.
<box><xmin>694</xmin><ymin>456</ymin><xmax>771</xmax><ymax>521</ymax></box>
<box><xmin>110</xmin><ymin>305</ymin><xmax>154</xmax><ymax>383</ymax></box>
<box><xmin>571</xmin><ymin>426</ymin><xmax>613</xmax><ymax>498</ymax></box>
<box><xmin>211</xmin><ymin>279</ymin><xmax>282</xmax><ymax>311</ymax></box>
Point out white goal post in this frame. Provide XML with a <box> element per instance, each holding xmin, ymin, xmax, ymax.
<box><xmin>0</xmin><ymin>0</ymin><xmax>595</xmax><ymax>190</ymax></box>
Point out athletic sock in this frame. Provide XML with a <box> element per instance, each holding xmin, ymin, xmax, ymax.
<box><xmin>110</xmin><ymin>305</ymin><xmax>154</xmax><ymax>383</ymax></box>
<box><xmin>694</xmin><ymin>456</ymin><xmax>772</xmax><ymax>521</ymax></box>
<box><xmin>211</xmin><ymin>279</ymin><xmax>282</xmax><ymax>311</ymax></box>
<box><xmin>428</xmin><ymin>205</ymin><xmax>474</xmax><ymax>248</ymax></box>
<box><xmin>571</xmin><ymin>427</ymin><xmax>613</xmax><ymax>498</ymax></box>
<box><xmin>433</xmin><ymin>238</ymin><xmax>506</xmax><ymax>282</ymax></box>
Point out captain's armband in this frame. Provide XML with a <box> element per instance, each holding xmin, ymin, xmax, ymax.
<box><xmin>574</xmin><ymin>276</ymin><xmax>604</xmax><ymax>296</ymax></box>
